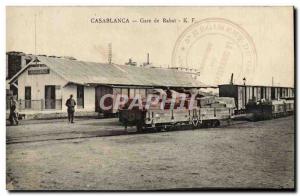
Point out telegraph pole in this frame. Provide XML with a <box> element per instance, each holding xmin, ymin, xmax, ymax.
<box><xmin>34</xmin><ymin>13</ymin><xmax>37</xmax><ymax>65</ymax></box>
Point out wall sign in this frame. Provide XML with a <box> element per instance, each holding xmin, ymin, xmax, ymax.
<box><xmin>28</xmin><ymin>69</ymin><xmax>50</xmax><ymax>75</ymax></box>
<box><xmin>28</xmin><ymin>64</ymin><xmax>50</xmax><ymax>75</ymax></box>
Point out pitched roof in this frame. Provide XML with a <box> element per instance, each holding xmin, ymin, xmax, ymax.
<box><xmin>10</xmin><ymin>56</ymin><xmax>211</xmax><ymax>88</ymax></box>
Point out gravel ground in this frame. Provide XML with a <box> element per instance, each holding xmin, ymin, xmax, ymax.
<box><xmin>6</xmin><ymin>116</ymin><xmax>294</xmax><ymax>190</ymax></box>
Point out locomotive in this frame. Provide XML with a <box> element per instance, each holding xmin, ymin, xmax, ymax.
<box><xmin>246</xmin><ymin>98</ymin><xmax>294</xmax><ymax>121</ymax></box>
<box><xmin>118</xmin><ymin>89</ymin><xmax>236</xmax><ymax>132</ymax></box>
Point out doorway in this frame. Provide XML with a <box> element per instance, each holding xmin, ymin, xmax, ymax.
<box><xmin>45</xmin><ymin>85</ymin><xmax>56</xmax><ymax>109</ymax></box>
<box><xmin>25</xmin><ymin>86</ymin><xmax>31</xmax><ymax>109</ymax></box>
<box><xmin>77</xmin><ymin>85</ymin><xmax>84</xmax><ymax>108</ymax></box>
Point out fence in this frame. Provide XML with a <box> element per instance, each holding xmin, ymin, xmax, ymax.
<box><xmin>7</xmin><ymin>99</ymin><xmax>62</xmax><ymax>111</ymax></box>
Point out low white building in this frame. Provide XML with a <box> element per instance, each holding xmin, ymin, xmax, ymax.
<box><xmin>9</xmin><ymin>55</ymin><xmax>210</xmax><ymax>116</ymax></box>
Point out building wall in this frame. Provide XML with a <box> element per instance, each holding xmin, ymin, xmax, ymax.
<box><xmin>63</xmin><ymin>84</ymin><xmax>95</xmax><ymax>112</ymax></box>
<box><xmin>18</xmin><ymin>67</ymin><xmax>67</xmax><ymax>101</ymax></box>
<box><xmin>17</xmin><ymin>66</ymin><xmax>95</xmax><ymax>112</ymax></box>
<box><xmin>95</xmin><ymin>86</ymin><xmax>149</xmax><ymax>113</ymax></box>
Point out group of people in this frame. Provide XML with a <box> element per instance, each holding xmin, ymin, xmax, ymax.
<box><xmin>8</xmin><ymin>94</ymin><xmax>77</xmax><ymax>125</ymax></box>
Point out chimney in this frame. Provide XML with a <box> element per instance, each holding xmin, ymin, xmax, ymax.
<box><xmin>21</xmin><ymin>55</ymin><xmax>27</xmax><ymax>68</ymax></box>
<box><xmin>230</xmin><ymin>73</ymin><xmax>234</xmax><ymax>85</ymax></box>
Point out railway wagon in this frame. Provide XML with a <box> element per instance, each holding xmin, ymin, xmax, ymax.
<box><xmin>219</xmin><ymin>84</ymin><xmax>294</xmax><ymax>114</ymax></box>
<box><xmin>245</xmin><ymin>98</ymin><xmax>294</xmax><ymax>121</ymax></box>
<box><xmin>119</xmin><ymin>89</ymin><xmax>236</xmax><ymax>132</ymax></box>
<box><xmin>95</xmin><ymin>85</ymin><xmax>150</xmax><ymax>117</ymax></box>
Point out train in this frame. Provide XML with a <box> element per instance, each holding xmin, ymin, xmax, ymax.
<box><xmin>118</xmin><ymin>86</ymin><xmax>294</xmax><ymax>132</ymax></box>
<box><xmin>219</xmin><ymin>84</ymin><xmax>294</xmax><ymax>114</ymax></box>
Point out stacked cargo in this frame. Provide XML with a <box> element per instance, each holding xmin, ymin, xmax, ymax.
<box><xmin>199</xmin><ymin>96</ymin><xmax>236</xmax><ymax>109</ymax></box>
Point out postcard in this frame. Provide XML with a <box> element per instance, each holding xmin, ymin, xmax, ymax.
<box><xmin>6</xmin><ymin>6</ymin><xmax>294</xmax><ymax>190</ymax></box>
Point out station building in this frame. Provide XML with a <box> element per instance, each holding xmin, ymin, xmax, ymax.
<box><xmin>9</xmin><ymin>55</ymin><xmax>210</xmax><ymax>116</ymax></box>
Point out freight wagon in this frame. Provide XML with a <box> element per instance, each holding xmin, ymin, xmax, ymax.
<box><xmin>219</xmin><ymin>84</ymin><xmax>294</xmax><ymax>114</ymax></box>
<box><xmin>119</xmin><ymin>89</ymin><xmax>236</xmax><ymax>132</ymax></box>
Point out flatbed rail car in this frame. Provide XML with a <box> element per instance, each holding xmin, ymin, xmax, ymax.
<box><xmin>119</xmin><ymin>107</ymin><xmax>235</xmax><ymax>132</ymax></box>
<box><xmin>245</xmin><ymin>98</ymin><xmax>294</xmax><ymax>121</ymax></box>
<box><xmin>119</xmin><ymin>90</ymin><xmax>236</xmax><ymax>132</ymax></box>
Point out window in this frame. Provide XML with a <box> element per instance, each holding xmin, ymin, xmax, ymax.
<box><xmin>129</xmin><ymin>89</ymin><xmax>135</xmax><ymax>98</ymax></box>
<box><xmin>257</xmin><ymin>87</ymin><xmax>261</xmax><ymax>100</ymax></box>
<box><xmin>77</xmin><ymin>85</ymin><xmax>84</xmax><ymax>108</ymax></box>
<box><xmin>135</xmin><ymin>89</ymin><xmax>140</xmax><ymax>97</ymax></box>
<box><xmin>140</xmin><ymin>89</ymin><xmax>146</xmax><ymax>98</ymax></box>
<box><xmin>25</xmin><ymin>86</ymin><xmax>31</xmax><ymax>100</ymax></box>
<box><xmin>121</xmin><ymin>88</ymin><xmax>129</xmax><ymax>96</ymax></box>
<box><xmin>113</xmin><ymin>88</ymin><xmax>121</xmax><ymax>95</ymax></box>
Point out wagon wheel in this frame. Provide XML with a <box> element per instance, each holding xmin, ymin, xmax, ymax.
<box><xmin>124</xmin><ymin>121</ymin><xmax>128</xmax><ymax>131</ymax></box>
<box><xmin>156</xmin><ymin>126</ymin><xmax>162</xmax><ymax>131</ymax></box>
<box><xmin>165</xmin><ymin>126</ymin><xmax>172</xmax><ymax>131</ymax></box>
<box><xmin>136</xmin><ymin>121</ymin><xmax>144</xmax><ymax>132</ymax></box>
<box><xmin>212</xmin><ymin>120</ymin><xmax>220</xmax><ymax>127</ymax></box>
<box><xmin>227</xmin><ymin>119</ymin><xmax>232</xmax><ymax>126</ymax></box>
<box><xmin>192</xmin><ymin>118</ymin><xmax>199</xmax><ymax>129</ymax></box>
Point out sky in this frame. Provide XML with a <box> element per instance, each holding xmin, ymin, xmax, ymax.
<box><xmin>6</xmin><ymin>6</ymin><xmax>294</xmax><ymax>87</ymax></box>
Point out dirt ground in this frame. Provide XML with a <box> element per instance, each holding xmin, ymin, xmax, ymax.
<box><xmin>6</xmin><ymin>116</ymin><xmax>294</xmax><ymax>190</ymax></box>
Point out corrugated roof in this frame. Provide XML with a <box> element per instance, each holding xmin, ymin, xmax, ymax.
<box><xmin>218</xmin><ymin>84</ymin><xmax>294</xmax><ymax>89</ymax></box>
<box><xmin>10</xmin><ymin>56</ymin><xmax>211</xmax><ymax>88</ymax></box>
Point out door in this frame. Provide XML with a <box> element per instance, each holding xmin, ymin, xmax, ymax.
<box><xmin>271</xmin><ymin>87</ymin><xmax>275</xmax><ymax>100</ymax></box>
<box><xmin>45</xmin><ymin>85</ymin><xmax>56</xmax><ymax>109</ymax></box>
<box><xmin>238</xmin><ymin>87</ymin><xmax>246</xmax><ymax>110</ymax></box>
<box><xmin>246</xmin><ymin>86</ymin><xmax>252</xmax><ymax>103</ymax></box>
<box><xmin>25</xmin><ymin>86</ymin><xmax>31</xmax><ymax>109</ymax></box>
<box><xmin>257</xmin><ymin>87</ymin><xmax>261</xmax><ymax>100</ymax></box>
<box><xmin>95</xmin><ymin>86</ymin><xmax>113</xmax><ymax>112</ymax></box>
<box><xmin>77</xmin><ymin>85</ymin><xmax>84</xmax><ymax>108</ymax></box>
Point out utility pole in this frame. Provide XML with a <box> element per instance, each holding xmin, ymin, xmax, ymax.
<box><xmin>34</xmin><ymin>14</ymin><xmax>36</xmax><ymax>56</ymax></box>
<box><xmin>34</xmin><ymin>13</ymin><xmax>37</xmax><ymax>64</ymax></box>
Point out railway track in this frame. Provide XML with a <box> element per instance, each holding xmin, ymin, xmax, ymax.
<box><xmin>6</xmin><ymin>119</ymin><xmax>251</xmax><ymax>145</ymax></box>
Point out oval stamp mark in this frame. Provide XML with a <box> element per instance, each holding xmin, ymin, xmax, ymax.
<box><xmin>171</xmin><ymin>18</ymin><xmax>257</xmax><ymax>85</ymax></box>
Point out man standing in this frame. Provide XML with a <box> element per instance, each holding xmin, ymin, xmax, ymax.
<box><xmin>9</xmin><ymin>96</ymin><xmax>19</xmax><ymax>125</ymax></box>
<box><xmin>66</xmin><ymin>94</ymin><xmax>76</xmax><ymax>123</ymax></box>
